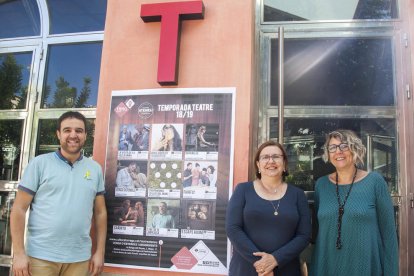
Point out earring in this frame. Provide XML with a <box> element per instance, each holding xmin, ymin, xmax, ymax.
<box><xmin>258</xmin><ymin>171</ymin><xmax>261</xmax><ymax>174</ymax></box>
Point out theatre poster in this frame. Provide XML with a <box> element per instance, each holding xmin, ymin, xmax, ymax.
<box><xmin>103</xmin><ymin>87</ymin><xmax>235</xmax><ymax>274</ymax></box>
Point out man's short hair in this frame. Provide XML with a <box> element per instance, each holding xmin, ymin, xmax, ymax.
<box><xmin>57</xmin><ymin>111</ymin><xmax>87</xmax><ymax>133</ymax></box>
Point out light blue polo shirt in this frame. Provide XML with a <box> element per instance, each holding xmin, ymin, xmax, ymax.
<box><xmin>18</xmin><ymin>151</ymin><xmax>105</xmax><ymax>263</ymax></box>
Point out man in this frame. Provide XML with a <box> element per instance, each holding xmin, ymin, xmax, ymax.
<box><xmin>10</xmin><ymin>111</ymin><xmax>107</xmax><ymax>276</ymax></box>
<box><xmin>121</xmin><ymin>201</ymin><xmax>145</xmax><ymax>227</ymax></box>
<box><xmin>116</xmin><ymin>161</ymin><xmax>146</xmax><ymax>188</ymax></box>
<box><xmin>151</xmin><ymin>202</ymin><xmax>175</xmax><ymax>229</ymax></box>
<box><xmin>132</xmin><ymin>124</ymin><xmax>150</xmax><ymax>151</ymax></box>
<box><xmin>118</xmin><ymin>125</ymin><xmax>132</xmax><ymax>150</ymax></box>
<box><xmin>115</xmin><ymin>199</ymin><xmax>131</xmax><ymax>224</ymax></box>
<box><xmin>130</xmin><ymin>165</ymin><xmax>147</xmax><ymax>188</ymax></box>
<box><xmin>182</xmin><ymin>162</ymin><xmax>193</xmax><ymax>188</ymax></box>
<box><xmin>200</xmin><ymin>167</ymin><xmax>210</xmax><ymax>186</ymax></box>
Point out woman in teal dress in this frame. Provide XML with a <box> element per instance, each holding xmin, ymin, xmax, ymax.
<box><xmin>310</xmin><ymin>129</ymin><xmax>398</xmax><ymax>276</ymax></box>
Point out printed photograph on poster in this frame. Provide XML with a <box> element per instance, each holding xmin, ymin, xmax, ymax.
<box><xmin>115</xmin><ymin>160</ymin><xmax>147</xmax><ymax>197</ymax></box>
<box><xmin>146</xmin><ymin>199</ymin><xmax>180</xmax><ymax>238</ymax></box>
<box><xmin>118</xmin><ymin>123</ymin><xmax>151</xmax><ymax>160</ymax></box>
<box><xmin>147</xmin><ymin>160</ymin><xmax>182</xmax><ymax>198</ymax></box>
<box><xmin>112</xmin><ymin>199</ymin><xmax>146</xmax><ymax>236</ymax></box>
<box><xmin>185</xmin><ymin>124</ymin><xmax>218</xmax><ymax>151</ymax></box>
<box><xmin>150</xmin><ymin>124</ymin><xmax>183</xmax><ymax>160</ymax></box>
<box><xmin>185</xmin><ymin>124</ymin><xmax>219</xmax><ymax>160</ymax></box>
<box><xmin>182</xmin><ymin>161</ymin><xmax>218</xmax><ymax>199</ymax></box>
<box><xmin>181</xmin><ymin>200</ymin><xmax>216</xmax><ymax>240</ymax></box>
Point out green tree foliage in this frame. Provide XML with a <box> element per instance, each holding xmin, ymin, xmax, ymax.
<box><xmin>46</xmin><ymin>76</ymin><xmax>92</xmax><ymax>108</ymax></box>
<box><xmin>0</xmin><ymin>120</ymin><xmax>22</xmax><ymax>180</ymax></box>
<box><xmin>75</xmin><ymin>77</ymin><xmax>91</xmax><ymax>107</ymax></box>
<box><xmin>52</xmin><ymin>76</ymin><xmax>77</xmax><ymax>108</ymax></box>
<box><xmin>0</xmin><ymin>54</ymin><xmax>23</xmax><ymax>109</ymax></box>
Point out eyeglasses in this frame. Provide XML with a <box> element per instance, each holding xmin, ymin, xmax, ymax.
<box><xmin>327</xmin><ymin>143</ymin><xmax>350</xmax><ymax>153</ymax></box>
<box><xmin>259</xmin><ymin>154</ymin><xmax>283</xmax><ymax>162</ymax></box>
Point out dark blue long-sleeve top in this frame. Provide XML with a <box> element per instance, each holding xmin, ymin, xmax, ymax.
<box><xmin>226</xmin><ymin>181</ymin><xmax>311</xmax><ymax>276</ymax></box>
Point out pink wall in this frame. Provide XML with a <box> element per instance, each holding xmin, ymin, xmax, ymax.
<box><xmin>93</xmin><ymin>0</ymin><xmax>255</xmax><ymax>274</ymax></box>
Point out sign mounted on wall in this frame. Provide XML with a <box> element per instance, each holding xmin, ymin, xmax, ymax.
<box><xmin>140</xmin><ymin>1</ymin><xmax>205</xmax><ymax>85</ymax></box>
<box><xmin>104</xmin><ymin>87</ymin><xmax>235</xmax><ymax>274</ymax></box>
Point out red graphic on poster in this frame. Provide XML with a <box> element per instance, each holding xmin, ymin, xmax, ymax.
<box><xmin>114</xmin><ymin>102</ymin><xmax>129</xmax><ymax>118</ymax></box>
<box><xmin>171</xmin><ymin>247</ymin><xmax>198</xmax><ymax>270</ymax></box>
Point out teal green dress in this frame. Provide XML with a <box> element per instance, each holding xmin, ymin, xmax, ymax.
<box><xmin>310</xmin><ymin>172</ymin><xmax>398</xmax><ymax>276</ymax></box>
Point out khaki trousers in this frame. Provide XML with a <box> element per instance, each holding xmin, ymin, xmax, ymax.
<box><xmin>29</xmin><ymin>257</ymin><xmax>89</xmax><ymax>276</ymax></box>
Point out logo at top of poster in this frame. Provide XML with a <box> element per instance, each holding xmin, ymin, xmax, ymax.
<box><xmin>125</xmin><ymin>98</ymin><xmax>135</xmax><ymax>109</ymax></box>
<box><xmin>114</xmin><ymin>102</ymin><xmax>129</xmax><ymax>118</ymax></box>
<box><xmin>138</xmin><ymin>102</ymin><xmax>154</xmax><ymax>119</ymax></box>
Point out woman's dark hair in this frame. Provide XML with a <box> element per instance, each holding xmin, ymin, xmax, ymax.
<box><xmin>163</xmin><ymin>124</ymin><xmax>182</xmax><ymax>151</ymax></box>
<box><xmin>208</xmin><ymin>165</ymin><xmax>215</xmax><ymax>174</ymax></box>
<box><xmin>254</xmin><ymin>140</ymin><xmax>289</xmax><ymax>180</ymax></box>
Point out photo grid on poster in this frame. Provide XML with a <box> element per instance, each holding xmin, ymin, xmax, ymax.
<box><xmin>104</xmin><ymin>89</ymin><xmax>233</xmax><ymax>274</ymax></box>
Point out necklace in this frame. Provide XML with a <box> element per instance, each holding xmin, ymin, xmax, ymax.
<box><xmin>335</xmin><ymin>165</ymin><xmax>358</xmax><ymax>249</ymax></box>
<box><xmin>269</xmin><ymin>199</ymin><xmax>281</xmax><ymax>216</ymax></box>
<box><xmin>258</xmin><ymin>180</ymin><xmax>283</xmax><ymax>216</ymax></box>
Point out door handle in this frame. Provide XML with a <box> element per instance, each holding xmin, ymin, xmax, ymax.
<box><xmin>410</xmin><ymin>193</ymin><xmax>414</xmax><ymax>209</ymax></box>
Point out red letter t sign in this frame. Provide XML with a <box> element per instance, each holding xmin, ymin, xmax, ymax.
<box><xmin>141</xmin><ymin>1</ymin><xmax>205</xmax><ymax>85</ymax></box>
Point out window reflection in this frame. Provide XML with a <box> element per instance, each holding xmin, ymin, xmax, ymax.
<box><xmin>36</xmin><ymin>119</ymin><xmax>95</xmax><ymax>157</ymax></box>
<box><xmin>270</xmin><ymin>118</ymin><xmax>396</xmax><ymax>192</ymax></box>
<box><xmin>264</xmin><ymin>0</ymin><xmax>398</xmax><ymax>22</ymax></box>
<box><xmin>0</xmin><ymin>191</ymin><xmax>15</xmax><ymax>256</ymax></box>
<box><xmin>271</xmin><ymin>38</ymin><xmax>394</xmax><ymax>106</ymax></box>
<box><xmin>0</xmin><ymin>120</ymin><xmax>23</xmax><ymax>181</ymax></box>
<box><xmin>0</xmin><ymin>0</ymin><xmax>40</xmax><ymax>39</ymax></box>
<box><xmin>47</xmin><ymin>0</ymin><xmax>107</xmax><ymax>34</ymax></box>
<box><xmin>0</xmin><ymin>52</ymin><xmax>32</xmax><ymax>110</ymax></box>
<box><xmin>41</xmin><ymin>43</ymin><xmax>103</xmax><ymax>108</ymax></box>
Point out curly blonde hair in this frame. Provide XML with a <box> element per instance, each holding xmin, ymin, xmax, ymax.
<box><xmin>322</xmin><ymin>129</ymin><xmax>366</xmax><ymax>167</ymax></box>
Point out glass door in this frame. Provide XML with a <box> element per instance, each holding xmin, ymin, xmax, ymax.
<box><xmin>258</xmin><ymin>27</ymin><xmax>406</xmax><ymax>273</ymax></box>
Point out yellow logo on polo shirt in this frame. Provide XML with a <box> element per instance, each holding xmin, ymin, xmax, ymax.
<box><xmin>84</xmin><ymin>170</ymin><xmax>92</xmax><ymax>180</ymax></box>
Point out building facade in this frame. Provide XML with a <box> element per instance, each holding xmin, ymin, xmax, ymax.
<box><xmin>0</xmin><ymin>0</ymin><xmax>413</xmax><ymax>275</ymax></box>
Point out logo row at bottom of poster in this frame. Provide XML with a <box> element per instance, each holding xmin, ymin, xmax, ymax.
<box><xmin>113</xmin><ymin>225</ymin><xmax>215</xmax><ymax>240</ymax></box>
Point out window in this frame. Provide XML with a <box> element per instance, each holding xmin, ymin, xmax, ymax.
<box><xmin>0</xmin><ymin>0</ymin><xmax>107</xmax><ymax>271</ymax></box>
<box><xmin>0</xmin><ymin>0</ymin><xmax>40</xmax><ymax>39</ymax></box>
<box><xmin>41</xmin><ymin>43</ymin><xmax>103</xmax><ymax>108</ymax></box>
<box><xmin>0</xmin><ymin>120</ymin><xmax>23</xmax><ymax>181</ymax></box>
<box><xmin>270</xmin><ymin>38</ymin><xmax>394</xmax><ymax>106</ymax></box>
<box><xmin>0</xmin><ymin>52</ymin><xmax>32</xmax><ymax>110</ymax></box>
<box><xmin>263</xmin><ymin>0</ymin><xmax>398</xmax><ymax>22</ymax></box>
<box><xmin>47</xmin><ymin>0</ymin><xmax>107</xmax><ymax>34</ymax></box>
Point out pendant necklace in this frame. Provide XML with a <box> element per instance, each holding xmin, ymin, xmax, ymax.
<box><xmin>335</xmin><ymin>165</ymin><xmax>358</xmax><ymax>249</ymax></box>
<box><xmin>270</xmin><ymin>198</ymin><xmax>281</xmax><ymax>216</ymax></box>
<box><xmin>260</xmin><ymin>180</ymin><xmax>282</xmax><ymax>216</ymax></box>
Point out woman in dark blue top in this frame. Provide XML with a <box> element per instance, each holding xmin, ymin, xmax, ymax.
<box><xmin>226</xmin><ymin>141</ymin><xmax>311</xmax><ymax>276</ymax></box>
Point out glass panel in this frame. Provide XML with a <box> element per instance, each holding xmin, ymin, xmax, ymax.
<box><xmin>269</xmin><ymin>117</ymin><xmax>396</xmax><ymax>192</ymax></box>
<box><xmin>0</xmin><ymin>52</ymin><xmax>32</xmax><ymax>110</ymax></box>
<box><xmin>47</xmin><ymin>0</ymin><xmax>107</xmax><ymax>34</ymax></box>
<box><xmin>36</xmin><ymin>119</ymin><xmax>95</xmax><ymax>157</ymax></box>
<box><xmin>0</xmin><ymin>0</ymin><xmax>40</xmax><ymax>39</ymax></box>
<box><xmin>0</xmin><ymin>120</ymin><xmax>23</xmax><ymax>181</ymax></box>
<box><xmin>0</xmin><ymin>191</ymin><xmax>15</xmax><ymax>256</ymax></box>
<box><xmin>270</xmin><ymin>38</ymin><xmax>394</xmax><ymax>106</ymax></box>
<box><xmin>0</xmin><ymin>267</ymin><xmax>10</xmax><ymax>276</ymax></box>
<box><xmin>41</xmin><ymin>43</ymin><xmax>103</xmax><ymax>108</ymax></box>
<box><xmin>264</xmin><ymin>0</ymin><xmax>398</xmax><ymax>22</ymax></box>
<box><xmin>370</xmin><ymin>135</ymin><xmax>397</xmax><ymax>193</ymax></box>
